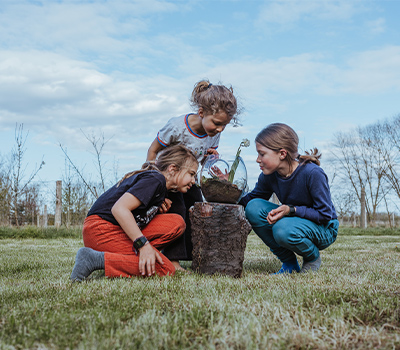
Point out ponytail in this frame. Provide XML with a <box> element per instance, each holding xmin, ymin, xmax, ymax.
<box><xmin>299</xmin><ymin>148</ymin><xmax>321</xmax><ymax>166</ymax></box>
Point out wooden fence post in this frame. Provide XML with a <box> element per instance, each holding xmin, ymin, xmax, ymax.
<box><xmin>43</xmin><ymin>205</ymin><xmax>48</xmax><ymax>228</ymax></box>
<box><xmin>55</xmin><ymin>180</ymin><xmax>62</xmax><ymax>228</ymax></box>
<box><xmin>360</xmin><ymin>187</ymin><xmax>367</xmax><ymax>229</ymax></box>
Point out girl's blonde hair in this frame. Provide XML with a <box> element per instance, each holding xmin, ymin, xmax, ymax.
<box><xmin>190</xmin><ymin>80</ymin><xmax>239</xmax><ymax>125</ymax></box>
<box><xmin>255</xmin><ymin>123</ymin><xmax>321</xmax><ymax>172</ymax></box>
<box><xmin>118</xmin><ymin>145</ymin><xmax>198</xmax><ymax>186</ymax></box>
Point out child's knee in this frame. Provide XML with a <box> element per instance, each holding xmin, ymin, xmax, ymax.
<box><xmin>273</xmin><ymin>224</ymin><xmax>298</xmax><ymax>247</ymax></box>
<box><xmin>166</xmin><ymin>213</ymin><xmax>186</xmax><ymax>235</ymax></box>
<box><xmin>273</xmin><ymin>227</ymin><xmax>289</xmax><ymax>246</ymax></box>
<box><xmin>176</xmin><ymin>215</ymin><xmax>186</xmax><ymax>235</ymax></box>
<box><xmin>245</xmin><ymin>198</ymin><xmax>268</xmax><ymax>224</ymax></box>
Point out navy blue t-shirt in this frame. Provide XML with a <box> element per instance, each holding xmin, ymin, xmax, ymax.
<box><xmin>87</xmin><ymin>170</ymin><xmax>167</xmax><ymax>227</ymax></box>
<box><xmin>240</xmin><ymin>162</ymin><xmax>337</xmax><ymax>225</ymax></box>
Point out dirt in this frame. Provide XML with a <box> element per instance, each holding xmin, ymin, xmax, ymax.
<box><xmin>201</xmin><ymin>177</ymin><xmax>243</xmax><ymax>204</ymax></box>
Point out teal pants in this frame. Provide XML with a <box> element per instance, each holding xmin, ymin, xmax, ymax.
<box><xmin>245</xmin><ymin>198</ymin><xmax>339</xmax><ymax>263</ymax></box>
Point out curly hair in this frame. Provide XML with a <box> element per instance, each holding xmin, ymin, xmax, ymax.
<box><xmin>190</xmin><ymin>80</ymin><xmax>240</xmax><ymax>126</ymax></box>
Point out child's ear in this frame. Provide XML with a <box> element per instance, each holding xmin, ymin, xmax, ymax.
<box><xmin>279</xmin><ymin>149</ymin><xmax>287</xmax><ymax>160</ymax></box>
<box><xmin>198</xmin><ymin>107</ymin><xmax>204</xmax><ymax>118</ymax></box>
<box><xmin>168</xmin><ymin>164</ymin><xmax>177</xmax><ymax>173</ymax></box>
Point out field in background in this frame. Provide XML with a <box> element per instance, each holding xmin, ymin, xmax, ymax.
<box><xmin>0</xmin><ymin>228</ymin><xmax>399</xmax><ymax>349</ymax></box>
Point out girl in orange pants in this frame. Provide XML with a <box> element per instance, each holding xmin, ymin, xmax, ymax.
<box><xmin>70</xmin><ymin>145</ymin><xmax>199</xmax><ymax>281</ymax></box>
<box><xmin>82</xmin><ymin>213</ymin><xmax>185</xmax><ymax>278</ymax></box>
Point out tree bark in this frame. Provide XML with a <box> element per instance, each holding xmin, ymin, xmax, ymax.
<box><xmin>189</xmin><ymin>202</ymin><xmax>252</xmax><ymax>278</ymax></box>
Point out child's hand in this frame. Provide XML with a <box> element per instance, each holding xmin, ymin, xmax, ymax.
<box><xmin>200</xmin><ymin>149</ymin><xmax>219</xmax><ymax>165</ymax></box>
<box><xmin>266</xmin><ymin>205</ymin><xmax>287</xmax><ymax>224</ymax></box>
<box><xmin>138</xmin><ymin>243</ymin><xmax>164</xmax><ymax>276</ymax></box>
<box><xmin>210</xmin><ymin>166</ymin><xmax>229</xmax><ymax>181</ymax></box>
<box><xmin>159</xmin><ymin>198</ymin><xmax>172</xmax><ymax>213</ymax></box>
<box><xmin>206</xmin><ymin>148</ymin><xmax>219</xmax><ymax>156</ymax></box>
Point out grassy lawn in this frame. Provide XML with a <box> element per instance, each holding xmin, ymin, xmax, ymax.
<box><xmin>1</xmin><ymin>228</ymin><xmax>399</xmax><ymax>349</ymax></box>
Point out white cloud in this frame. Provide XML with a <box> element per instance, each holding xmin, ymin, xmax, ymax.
<box><xmin>0</xmin><ymin>1</ymin><xmax>182</xmax><ymax>73</ymax></box>
<box><xmin>342</xmin><ymin>46</ymin><xmax>400</xmax><ymax>94</ymax></box>
<box><xmin>3</xmin><ymin>43</ymin><xmax>400</xmax><ymax>160</ymax></box>
<box><xmin>366</xmin><ymin>17</ymin><xmax>386</xmax><ymax>34</ymax></box>
<box><xmin>0</xmin><ymin>49</ymin><xmax>191</xmax><ymax>155</ymax></box>
<box><xmin>204</xmin><ymin>46</ymin><xmax>400</xmax><ymax>103</ymax></box>
<box><xmin>256</xmin><ymin>0</ymin><xmax>361</xmax><ymax>27</ymax></box>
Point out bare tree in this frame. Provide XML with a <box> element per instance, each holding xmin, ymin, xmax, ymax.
<box><xmin>62</xmin><ymin>162</ymin><xmax>95</xmax><ymax>227</ymax></box>
<box><xmin>81</xmin><ymin>130</ymin><xmax>112</xmax><ymax>194</ymax></box>
<box><xmin>381</xmin><ymin>115</ymin><xmax>400</xmax><ymax>199</ymax></box>
<box><xmin>59</xmin><ymin>130</ymin><xmax>113</xmax><ymax>199</ymax></box>
<box><xmin>10</xmin><ymin>124</ymin><xmax>44</xmax><ymax>226</ymax></box>
<box><xmin>20</xmin><ymin>183</ymin><xmax>42</xmax><ymax>225</ymax></box>
<box><xmin>59</xmin><ymin>144</ymin><xmax>99</xmax><ymax>198</ymax></box>
<box><xmin>0</xmin><ymin>155</ymin><xmax>12</xmax><ymax>225</ymax></box>
<box><xmin>331</xmin><ymin>125</ymin><xmax>387</xmax><ymax>224</ymax></box>
<box><xmin>331</xmin><ymin>190</ymin><xmax>358</xmax><ymax>225</ymax></box>
<box><xmin>360</xmin><ymin>123</ymin><xmax>393</xmax><ymax>222</ymax></box>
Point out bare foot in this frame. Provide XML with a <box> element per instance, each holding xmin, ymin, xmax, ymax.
<box><xmin>171</xmin><ymin>260</ymin><xmax>188</xmax><ymax>272</ymax></box>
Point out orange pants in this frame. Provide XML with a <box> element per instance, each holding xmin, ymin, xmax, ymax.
<box><xmin>82</xmin><ymin>214</ymin><xmax>185</xmax><ymax>278</ymax></box>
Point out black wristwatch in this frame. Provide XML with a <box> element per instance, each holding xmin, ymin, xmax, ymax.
<box><xmin>133</xmin><ymin>236</ymin><xmax>148</xmax><ymax>252</ymax></box>
<box><xmin>287</xmin><ymin>204</ymin><xmax>296</xmax><ymax>217</ymax></box>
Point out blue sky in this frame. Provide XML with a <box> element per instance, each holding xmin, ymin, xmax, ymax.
<box><xmin>1</xmin><ymin>0</ymin><xmax>400</xmax><ymax>197</ymax></box>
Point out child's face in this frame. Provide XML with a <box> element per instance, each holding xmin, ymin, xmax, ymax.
<box><xmin>173</xmin><ymin>162</ymin><xmax>199</xmax><ymax>193</ymax></box>
<box><xmin>201</xmin><ymin>110</ymin><xmax>231</xmax><ymax>137</ymax></box>
<box><xmin>255</xmin><ymin>142</ymin><xmax>282</xmax><ymax>175</ymax></box>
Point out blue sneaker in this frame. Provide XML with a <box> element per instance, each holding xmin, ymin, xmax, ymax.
<box><xmin>272</xmin><ymin>260</ymin><xmax>300</xmax><ymax>275</ymax></box>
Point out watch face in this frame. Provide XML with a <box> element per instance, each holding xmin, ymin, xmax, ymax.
<box><xmin>134</xmin><ymin>236</ymin><xmax>147</xmax><ymax>249</ymax></box>
<box><xmin>136</xmin><ymin>237</ymin><xmax>145</xmax><ymax>248</ymax></box>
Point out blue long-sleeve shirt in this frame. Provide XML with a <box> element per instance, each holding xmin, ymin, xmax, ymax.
<box><xmin>240</xmin><ymin>162</ymin><xmax>337</xmax><ymax>225</ymax></box>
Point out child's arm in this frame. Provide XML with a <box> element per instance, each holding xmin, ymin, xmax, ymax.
<box><xmin>147</xmin><ymin>138</ymin><xmax>165</xmax><ymax>161</ymax></box>
<box><xmin>111</xmin><ymin>192</ymin><xmax>163</xmax><ymax>276</ymax></box>
<box><xmin>206</xmin><ymin>148</ymin><xmax>219</xmax><ymax>156</ymax></box>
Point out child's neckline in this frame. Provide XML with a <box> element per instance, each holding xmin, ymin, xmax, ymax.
<box><xmin>277</xmin><ymin>162</ymin><xmax>300</xmax><ymax>179</ymax></box>
<box><xmin>185</xmin><ymin>114</ymin><xmax>208</xmax><ymax>138</ymax></box>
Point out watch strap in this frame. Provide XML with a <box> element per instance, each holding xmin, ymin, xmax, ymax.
<box><xmin>287</xmin><ymin>204</ymin><xmax>296</xmax><ymax>217</ymax></box>
<box><xmin>133</xmin><ymin>235</ymin><xmax>149</xmax><ymax>253</ymax></box>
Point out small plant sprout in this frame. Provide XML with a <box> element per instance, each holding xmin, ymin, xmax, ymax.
<box><xmin>228</xmin><ymin>139</ymin><xmax>250</xmax><ymax>183</ymax></box>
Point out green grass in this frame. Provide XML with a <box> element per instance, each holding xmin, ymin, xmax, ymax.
<box><xmin>339</xmin><ymin>226</ymin><xmax>400</xmax><ymax>236</ymax></box>
<box><xmin>0</xmin><ymin>228</ymin><xmax>399</xmax><ymax>349</ymax></box>
<box><xmin>0</xmin><ymin>226</ymin><xmax>82</xmax><ymax>239</ymax></box>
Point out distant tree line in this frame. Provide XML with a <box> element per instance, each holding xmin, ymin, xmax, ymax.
<box><xmin>2</xmin><ymin>115</ymin><xmax>400</xmax><ymax>228</ymax></box>
<box><xmin>330</xmin><ymin>113</ymin><xmax>400</xmax><ymax>226</ymax></box>
<box><xmin>0</xmin><ymin>124</ymin><xmax>101</xmax><ymax>227</ymax></box>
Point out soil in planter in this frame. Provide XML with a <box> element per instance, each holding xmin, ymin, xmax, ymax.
<box><xmin>201</xmin><ymin>178</ymin><xmax>243</xmax><ymax>204</ymax></box>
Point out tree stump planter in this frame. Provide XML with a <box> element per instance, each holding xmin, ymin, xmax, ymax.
<box><xmin>189</xmin><ymin>202</ymin><xmax>252</xmax><ymax>278</ymax></box>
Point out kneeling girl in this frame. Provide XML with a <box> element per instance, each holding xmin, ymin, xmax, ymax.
<box><xmin>70</xmin><ymin>145</ymin><xmax>198</xmax><ymax>281</ymax></box>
